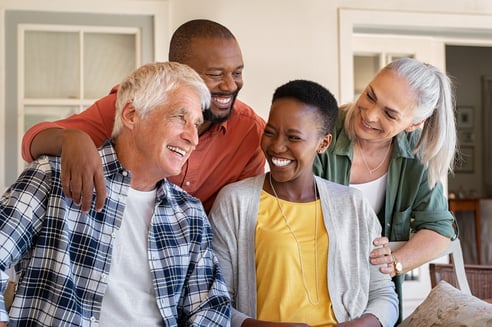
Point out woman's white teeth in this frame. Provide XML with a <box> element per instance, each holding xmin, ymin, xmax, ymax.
<box><xmin>168</xmin><ymin>146</ymin><xmax>185</xmax><ymax>156</ymax></box>
<box><xmin>272</xmin><ymin>158</ymin><xmax>291</xmax><ymax>167</ymax></box>
<box><xmin>362</xmin><ymin>120</ymin><xmax>373</xmax><ymax>129</ymax></box>
<box><xmin>362</xmin><ymin>119</ymin><xmax>378</xmax><ymax>130</ymax></box>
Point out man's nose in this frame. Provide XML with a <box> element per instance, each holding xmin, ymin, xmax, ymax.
<box><xmin>218</xmin><ymin>73</ymin><xmax>237</xmax><ymax>92</ymax></box>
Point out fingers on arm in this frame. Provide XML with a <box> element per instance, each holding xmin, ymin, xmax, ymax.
<box><xmin>93</xmin><ymin>167</ymin><xmax>107</xmax><ymax>212</ymax></box>
<box><xmin>60</xmin><ymin>130</ymin><xmax>106</xmax><ymax>212</ymax></box>
<box><xmin>370</xmin><ymin>236</ymin><xmax>395</xmax><ymax>276</ymax></box>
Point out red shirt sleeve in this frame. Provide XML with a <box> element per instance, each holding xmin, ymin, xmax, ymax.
<box><xmin>21</xmin><ymin>87</ymin><xmax>118</xmax><ymax>162</ymax></box>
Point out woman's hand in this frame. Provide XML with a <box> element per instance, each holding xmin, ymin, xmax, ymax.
<box><xmin>370</xmin><ymin>231</ymin><xmax>451</xmax><ymax>277</ymax></box>
<box><xmin>370</xmin><ymin>237</ymin><xmax>396</xmax><ymax>276</ymax></box>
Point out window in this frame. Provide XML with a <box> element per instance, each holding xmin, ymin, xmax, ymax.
<box><xmin>3</xmin><ymin>10</ymin><xmax>155</xmax><ymax>187</ymax></box>
<box><xmin>18</xmin><ymin>24</ymin><xmax>140</xmax><ymax>171</ymax></box>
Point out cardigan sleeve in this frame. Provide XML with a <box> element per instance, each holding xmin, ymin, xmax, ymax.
<box><xmin>208</xmin><ymin>175</ymin><xmax>264</xmax><ymax>327</ymax></box>
<box><xmin>209</xmin><ymin>180</ymin><xmax>251</xmax><ymax>327</ymax></box>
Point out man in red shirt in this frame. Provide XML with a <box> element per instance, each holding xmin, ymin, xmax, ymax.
<box><xmin>22</xmin><ymin>19</ymin><xmax>266</xmax><ymax>213</ymax></box>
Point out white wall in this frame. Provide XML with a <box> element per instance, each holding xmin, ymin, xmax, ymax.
<box><xmin>167</xmin><ymin>0</ymin><xmax>492</xmax><ymax>121</ymax></box>
<box><xmin>169</xmin><ymin>0</ymin><xmax>338</xmax><ymax>121</ymax></box>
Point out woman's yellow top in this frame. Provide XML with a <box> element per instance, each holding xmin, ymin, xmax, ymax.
<box><xmin>255</xmin><ymin>190</ymin><xmax>337</xmax><ymax>326</ymax></box>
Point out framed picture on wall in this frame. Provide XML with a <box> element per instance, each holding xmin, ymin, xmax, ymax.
<box><xmin>456</xmin><ymin>106</ymin><xmax>474</xmax><ymax>129</ymax></box>
<box><xmin>457</xmin><ymin>129</ymin><xmax>475</xmax><ymax>144</ymax></box>
<box><xmin>455</xmin><ymin>145</ymin><xmax>474</xmax><ymax>173</ymax></box>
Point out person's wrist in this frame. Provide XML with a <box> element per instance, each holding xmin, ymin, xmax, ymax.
<box><xmin>392</xmin><ymin>254</ymin><xmax>403</xmax><ymax>275</ymax></box>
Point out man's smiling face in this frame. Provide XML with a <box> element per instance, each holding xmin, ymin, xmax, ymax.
<box><xmin>184</xmin><ymin>37</ymin><xmax>244</xmax><ymax>124</ymax></box>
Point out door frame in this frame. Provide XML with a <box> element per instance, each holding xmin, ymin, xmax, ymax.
<box><xmin>339</xmin><ymin>8</ymin><xmax>492</xmax><ymax>104</ymax></box>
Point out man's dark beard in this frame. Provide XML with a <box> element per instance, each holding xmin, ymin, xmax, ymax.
<box><xmin>202</xmin><ymin>93</ymin><xmax>238</xmax><ymax>124</ymax></box>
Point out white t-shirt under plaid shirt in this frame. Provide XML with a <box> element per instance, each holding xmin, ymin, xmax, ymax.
<box><xmin>0</xmin><ymin>140</ymin><xmax>231</xmax><ymax>326</ymax></box>
<box><xmin>98</xmin><ymin>187</ymin><xmax>162</xmax><ymax>326</ymax></box>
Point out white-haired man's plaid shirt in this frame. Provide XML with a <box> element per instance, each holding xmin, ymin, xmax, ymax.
<box><xmin>0</xmin><ymin>141</ymin><xmax>231</xmax><ymax>326</ymax></box>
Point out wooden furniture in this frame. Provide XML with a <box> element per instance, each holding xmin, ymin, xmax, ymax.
<box><xmin>429</xmin><ymin>263</ymin><xmax>492</xmax><ymax>303</ymax></box>
<box><xmin>389</xmin><ymin>238</ymin><xmax>471</xmax><ymax>295</ymax></box>
<box><xmin>448</xmin><ymin>198</ymin><xmax>482</xmax><ymax>264</ymax></box>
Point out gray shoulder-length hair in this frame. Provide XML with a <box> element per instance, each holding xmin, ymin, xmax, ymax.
<box><xmin>345</xmin><ymin>57</ymin><xmax>457</xmax><ymax>188</ymax></box>
<box><xmin>112</xmin><ymin>61</ymin><xmax>210</xmax><ymax>137</ymax></box>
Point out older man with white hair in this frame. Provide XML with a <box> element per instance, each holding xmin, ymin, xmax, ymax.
<box><xmin>0</xmin><ymin>61</ymin><xmax>231</xmax><ymax>326</ymax></box>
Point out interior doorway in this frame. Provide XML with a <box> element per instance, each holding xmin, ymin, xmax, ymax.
<box><xmin>446</xmin><ymin>45</ymin><xmax>492</xmax><ymax>199</ymax></box>
<box><xmin>445</xmin><ymin>45</ymin><xmax>492</xmax><ymax>268</ymax></box>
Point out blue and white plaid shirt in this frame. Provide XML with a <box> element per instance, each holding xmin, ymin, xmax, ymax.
<box><xmin>0</xmin><ymin>141</ymin><xmax>231</xmax><ymax>326</ymax></box>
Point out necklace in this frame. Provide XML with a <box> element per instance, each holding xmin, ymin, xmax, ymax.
<box><xmin>268</xmin><ymin>173</ymin><xmax>320</xmax><ymax>305</ymax></box>
<box><xmin>356</xmin><ymin>139</ymin><xmax>392</xmax><ymax>175</ymax></box>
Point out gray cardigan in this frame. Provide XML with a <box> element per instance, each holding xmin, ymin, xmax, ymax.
<box><xmin>209</xmin><ymin>174</ymin><xmax>398</xmax><ymax>327</ymax></box>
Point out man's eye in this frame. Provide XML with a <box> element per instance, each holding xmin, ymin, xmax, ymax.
<box><xmin>172</xmin><ymin>114</ymin><xmax>186</xmax><ymax>123</ymax></box>
<box><xmin>206</xmin><ymin>73</ymin><xmax>223</xmax><ymax>80</ymax></box>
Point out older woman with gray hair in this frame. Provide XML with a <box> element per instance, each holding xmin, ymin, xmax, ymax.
<box><xmin>313</xmin><ymin>57</ymin><xmax>457</xmax><ymax>321</ymax></box>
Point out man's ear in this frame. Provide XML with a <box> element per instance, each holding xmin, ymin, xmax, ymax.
<box><xmin>405</xmin><ymin>119</ymin><xmax>426</xmax><ymax>132</ymax></box>
<box><xmin>121</xmin><ymin>102</ymin><xmax>138</xmax><ymax>129</ymax></box>
<box><xmin>317</xmin><ymin>134</ymin><xmax>333</xmax><ymax>154</ymax></box>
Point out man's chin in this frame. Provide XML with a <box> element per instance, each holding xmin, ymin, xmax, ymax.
<box><xmin>203</xmin><ymin>108</ymin><xmax>232</xmax><ymax>124</ymax></box>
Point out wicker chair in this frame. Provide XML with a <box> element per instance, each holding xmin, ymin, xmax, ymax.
<box><xmin>429</xmin><ymin>262</ymin><xmax>492</xmax><ymax>303</ymax></box>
